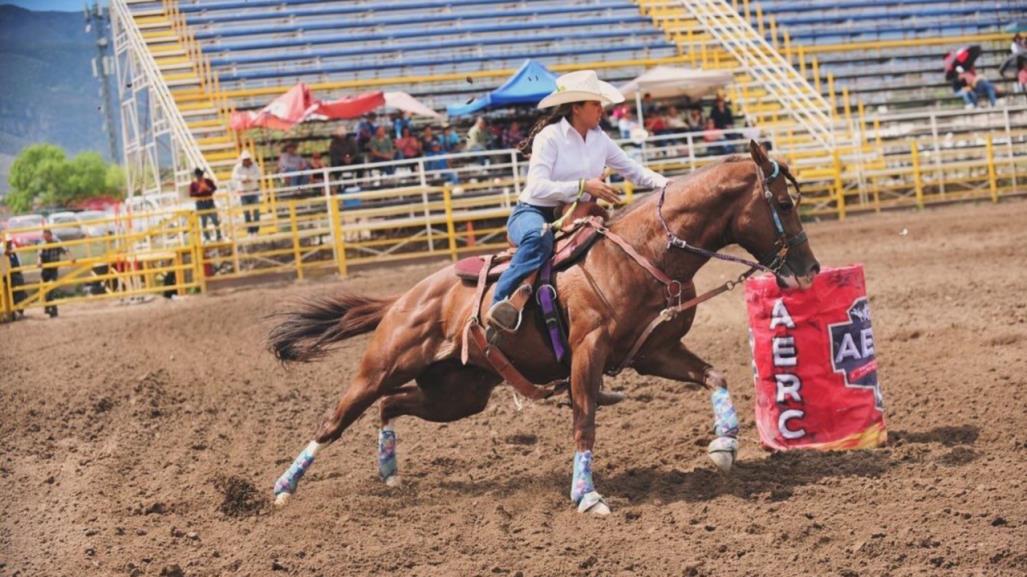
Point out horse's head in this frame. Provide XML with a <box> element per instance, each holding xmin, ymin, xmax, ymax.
<box><xmin>733</xmin><ymin>140</ymin><xmax>820</xmax><ymax>289</ymax></box>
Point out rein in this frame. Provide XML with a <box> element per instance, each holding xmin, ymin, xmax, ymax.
<box><xmin>600</xmin><ymin>159</ymin><xmax>806</xmax><ymax>374</ymax></box>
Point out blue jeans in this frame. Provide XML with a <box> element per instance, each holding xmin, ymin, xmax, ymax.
<box><xmin>961</xmin><ymin>79</ymin><xmax>998</xmax><ymax>106</ymax></box>
<box><xmin>241</xmin><ymin>194</ymin><xmax>260</xmax><ymax>234</ymax></box>
<box><xmin>492</xmin><ymin>203</ymin><xmax>556</xmax><ymax>304</ymax></box>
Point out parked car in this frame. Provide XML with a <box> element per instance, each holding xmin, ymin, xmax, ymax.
<box><xmin>47</xmin><ymin>212</ymin><xmax>87</xmax><ymax>241</ymax></box>
<box><xmin>5</xmin><ymin>214</ymin><xmax>46</xmax><ymax>246</ymax></box>
<box><xmin>77</xmin><ymin>210</ymin><xmax>117</xmax><ymax>237</ymax></box>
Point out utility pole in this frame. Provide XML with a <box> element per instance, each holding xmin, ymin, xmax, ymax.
<box><xmin>85</xmin><ymin>1</ymin><xmax>118</xmax><ymax>161</ymax></box>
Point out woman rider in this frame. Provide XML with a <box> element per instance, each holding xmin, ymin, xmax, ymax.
<box><xmin>487</xmin><ymin>70</ymin><xmax>669</xmax><ymax>332</ymax></box>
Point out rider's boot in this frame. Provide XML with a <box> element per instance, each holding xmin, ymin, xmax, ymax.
<box><xmin>487</xmin><ymin>277</ymin><xmax>536</xmax><ymax>333</ymax></box>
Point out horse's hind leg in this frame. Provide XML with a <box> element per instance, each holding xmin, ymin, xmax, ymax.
<box><xmin>273</xmin><ymin>328</ymin><xmax>438</xmax><ymax>506</ymax></box>
<box><xmin>376</xmin><ymin>362</ymin><xmax>500</xmax><ymax>486</ymax></box>
<box><xmin>633</xmin><ymin>341</ymin><xmax>740</xmax><ymax>473</ymax></box>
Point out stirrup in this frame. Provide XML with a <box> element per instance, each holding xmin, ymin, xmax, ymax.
<box><xmin>486</xmin><ymin>299</ymin><xmax>521</xmax><ymax>334</ymax></box>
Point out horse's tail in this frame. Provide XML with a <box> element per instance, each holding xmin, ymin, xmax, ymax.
<box><xmin>268</xmin><ymin>292</ymin><xmax>398</xmax><ymax>363</ymax></box>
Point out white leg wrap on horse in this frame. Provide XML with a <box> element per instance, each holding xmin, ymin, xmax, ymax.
<box><xmin>378</xmin><ymin>424</ymin><xmax>399</xmax><ymax>486</ymax></box>
<box><xmin>273</xmin><ymin>440</ymin><xmax>323</xmax><ymax>505</ymax></box>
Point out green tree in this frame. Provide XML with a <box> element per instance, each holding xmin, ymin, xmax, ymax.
<box><xmin>65</xmin><ymin>152</ymin><xmax>109</xmax><ymax>202</ymax></box>
<box><xmin>5</xmin><ymin>144</ymin><xmax>125</xmax><ymax>213</ymax></box>
<box><xmin>105</xmin><ymin>163</ymin><xmax>126</xmax><ymax>193</ymax></box>
<box><xmin>6</xmin><ymin>144</ymin><xmax>69</xmax><ymax>213</ymax></box>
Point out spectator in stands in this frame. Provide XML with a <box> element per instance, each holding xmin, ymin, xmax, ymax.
<box><xmin>710</xmin><ymin>94</ymin><xmax>735</xmax><ymax>129</ymax></box>
<box><xmin>3</xmin><ymin>238</ymin><xmax>26</xmax><ymax>319</ymax></box>
<box><xmin>309</xmin><ymin>151</ymin><xmax>326</xmax><ymax>187</ymax></box>
<box><xmin>502</xmin><ymin>121</ymin><xmax>524</xmax><ymax>149</ymax></box>
<box><xmin>391</xmin><ymin>112</ymin><xmax>411</xmax><ymax>140</ymax></box>
<box><xmin>425</xmin><ymin>139</ymin><xmax>459</xmax><ymax>184</ymax></box>
<box><xmin>1018</xmin><ymin>59</ymin><xmax>1027</xmax><ymax>95</ymax></box>
<box><xmin>642</xmin><ymin>93</ymin><xmax>656</xmax><ymax>117</ymax></box>
<box><xmin>356</xmin><ymin>113</ymin><xmax>378</xmax><ymax>152</ymax></box>
<box><xmin>618</xmin><ymin>107</ymin><xmax>640</xmax><ymax>139</ymax></box>
<box><xmin>1012</xmin><ymin>33</ymin><xmax>1025</xmax><ymax>56</ymax></box>
<box><xmin>955</xmin><ymin>65</ymin><xmax>998</xmax><ymax>108</ymax></box>
<box><xmin>466</xmin><ymin>117</ymin><xmax>490</xmax><ymax>152</ymax></box>
<box><xmin>395</xmin><ymin>127</ymin><xmax>423</xmax><ymax>160</ymax></box>
<box><xmin>230</xmin><ymin>150</ymin><xmax>261</xmax><ymax>235</ymax></box>
<box><xmin>420</xmin><ymin>126</ymin><xmax>438</xmax><ymax>149</ymax></box>
<box><xmin>329</xmin><ymin>125</ymin><xmax>360</xmax><ymax>172</ymax></box>
<box><xmin>278</xmin><ymin>142</ymin><xmax>308</xmax><ymax>188</ymax></box>
<box><xmin>665</xmin><ymin>105</ymin><xmax>687</xmax><ymax>132</ymax></box>
<box><xmin>369</xmin><ymin>125</ymin><xmax>397</xmax><ymax>174</ymax></box>
<box><xmin>189</xmin><ymin>168</ymin><xmax>222</xmax><ymax>242</ymax></box>
<box><xmin>686</xmin><ymin>107</ymin><xmax>704</xmax><ymax>131</ymax></box>
<box><xmin>644</xmin><ymin>109</ymin><xmax>668</xmax><ymax>135</ymax></box>
<box><xmin>703</xmin><ymin>118</ymin><xmax>727</xmax><ymax>156</ymax></box>
<box><xmin>440</xmin><ymin>124</ymin><xmax>461</xmax><ymax>152</ymax></box>
<box><xmin>37</xmin><ymin>229</ymin><xmax>72</xmax><ymax>318</ymax></box>
<box><xmin>1001</xmin><ymin>34</ymin><xmax>1027</xmax><ymax>84</ymax></box>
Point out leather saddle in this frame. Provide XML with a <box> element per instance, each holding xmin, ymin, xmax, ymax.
<box><xmin>454</xmin><ymin>202</ymin><xmax>608</xmax><ymax>282</ymax></box>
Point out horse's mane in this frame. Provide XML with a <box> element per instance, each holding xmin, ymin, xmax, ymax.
<box><xmin>609</xmin><ymin>155</ymin><xmax>754</xmax><ymax>223</ymax></box>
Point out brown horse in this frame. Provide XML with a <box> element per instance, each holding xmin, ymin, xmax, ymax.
<box><xmin>268</xmin><ymin>140</ymin><xmax>820</xmax><ymax>514</ymax></box>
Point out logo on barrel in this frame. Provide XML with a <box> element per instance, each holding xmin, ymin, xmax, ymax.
<box><xmin>829</xmin><ymin>297</ymin><xmax>883</xmax><ymax>410</ymax></box>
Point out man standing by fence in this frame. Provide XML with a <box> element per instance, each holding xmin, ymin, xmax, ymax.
<box><xmin>231</xmin><ymin>151</ymin><xmax>262</xmax><ymax>235</ymax></box>
<box><xmin>190</xmin><ymin>168</ymin><xmax>222</xmax><ymax>242</ymax></box>
<box><xmin>38</xmin><ymin>229</ymin><xmax>71</xmax><ymax>318</ymax></box>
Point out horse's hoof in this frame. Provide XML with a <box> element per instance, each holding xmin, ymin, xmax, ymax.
<box><xmin>707</xmin><ymin>436</ymin><xmax>738</xmax><ymax>473</ymax></box>
<box><xmin>274</xmin><ymin>492</ymin><xmax>291</xmax><ymax>508</ymax></box>
<box><xmin>577</xmin><ymin>491</ymin><xmax>611</xmax><ymax>515</ymax></box>
<box><xmin>384</xmin><ymin>475</ymin><xmax>402</xmax><ymax>487</ymax></box>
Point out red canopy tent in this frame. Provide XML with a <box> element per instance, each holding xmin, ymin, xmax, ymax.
<box><xmin>230</xmin><ymin>83</ymin><xmax>386</xmax><ymax>131</ymax></box>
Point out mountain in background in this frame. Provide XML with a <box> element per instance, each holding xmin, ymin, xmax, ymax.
<box><xmin>0</xmin><ymin>4</ymin><xmax>116</xmax><ymax>194</ymax></box>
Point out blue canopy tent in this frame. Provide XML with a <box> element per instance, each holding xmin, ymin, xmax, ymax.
<box><xmin>446</xmin><ymin>59</ymin><xmax>557</xmax><ymax>116</ymax></box>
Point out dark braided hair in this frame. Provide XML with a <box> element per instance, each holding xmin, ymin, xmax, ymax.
<box><xmin>517</xmin><ymin>103</ymin><xmax>574</xmax><ymax>159</ymax></box>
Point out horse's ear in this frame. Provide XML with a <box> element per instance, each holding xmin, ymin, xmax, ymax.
<box><xmin>749</xmin><ymin>139</ymin><xmax>769</xmax><ymax>167</ymax></box>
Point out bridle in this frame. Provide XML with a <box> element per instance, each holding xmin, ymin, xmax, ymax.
<box><xmin>656</xmin><ymin>159</ymin><xmax>807</xmax><ymax>277</ymax></box>
<box><xmin>599</xmin><ymin>158</ymin><xmax>812</xmax><ymax>374</ymax></box>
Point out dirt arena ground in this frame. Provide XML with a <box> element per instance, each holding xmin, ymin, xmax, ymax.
<box><xmin>2</xmin><ymin>200</ymin><xmax>1026</xmax><ymax>577</ymax></box>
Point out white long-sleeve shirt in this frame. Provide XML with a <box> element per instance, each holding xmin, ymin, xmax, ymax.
<box><xmin>520</xmin><ymin>117</ymin><xmax>668</xmax><ymax>207</ymax></box>
<box><xmin>230</xmin><ymin>162</ymin><xmax>261</xmax><ymax>195</ymax></box>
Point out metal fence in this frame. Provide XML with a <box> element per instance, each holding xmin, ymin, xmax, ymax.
<box><xmin>2</xmin><ymin>105</ymin><xmax>1023</xmax><ymax>318</ymax></box>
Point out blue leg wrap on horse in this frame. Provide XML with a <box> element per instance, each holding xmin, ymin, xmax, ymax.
<box><xmin>570</xmin><ymin>451</ymin><xmax>595</xmax><ymax>503</ymax></box>
<box><xmin>274</xmin><ymin>441</ymin><xmax>320</xmax><ymax>496</ymax></box>
<box><xmin>711</xmin><ymin>387</ymin><xmax>740</xmax><ymax>438</ymax></box>
<box><xmin>378</xmin><ymin>426</ymin><xmax>398</xmax><ymax>481</ymax></box>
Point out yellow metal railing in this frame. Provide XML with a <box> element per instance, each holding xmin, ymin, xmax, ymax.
<box><xmin>2</xmin><ymin>130</ymin><xmax>1019</xmax><ymax>320</ymax></box>
<box><xmin>1</xmin><ymin>210</ymin><xmax>207</xmax><ymax>320</ymax></box>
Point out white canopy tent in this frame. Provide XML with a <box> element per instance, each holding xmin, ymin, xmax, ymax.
<box><xmin>616</xmin><ymin>66</ymin><xmax>734</xmax><ymax>132</ymax></box>
<box><xmin>384</xmin><ymin>91</ymin><xmax>443</xmax><ymax>119</ymax></box>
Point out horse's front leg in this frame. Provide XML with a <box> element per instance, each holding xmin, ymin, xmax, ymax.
<box><xmin>633</xmin><ymin>340</ymin><xmax>740</xmax><ymax>473</ymax></box>
<box><xmin>568</xmin><ymin>329</ymin><xmax>612</xmax><ymax>515</ymax></box>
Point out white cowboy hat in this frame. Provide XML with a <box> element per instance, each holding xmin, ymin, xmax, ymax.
<box><xmin>537</xmin><ymin>70</ymin><xmax>625</xmax><ymax>109</ymax></box>
<box><xmin>239</xmin><ymin>150</ymin><xmax>252</xmax><ymax>161</ymax></box>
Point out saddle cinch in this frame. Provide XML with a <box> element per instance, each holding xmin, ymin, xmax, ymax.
<box><xmin>455</xmin><ymin>201</ymin><xmax>611</xmax><ymax>404</ymax></box>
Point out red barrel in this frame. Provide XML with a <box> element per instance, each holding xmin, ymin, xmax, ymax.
<box><xmin>744</xmin><ymin>265</ymin><xmax>886</xmax><ymax>451</ymax></box>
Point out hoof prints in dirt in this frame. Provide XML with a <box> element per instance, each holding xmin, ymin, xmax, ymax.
<box><xmin>213</xmin><ymin>475</ymin><xmax>265</xmax><ymax>517</ymax></box>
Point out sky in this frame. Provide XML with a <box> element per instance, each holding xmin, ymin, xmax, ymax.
<box><xmin>2</xmin><ymin>0</ymin><xmax>102</xmax><ymax>12</ymax></box>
